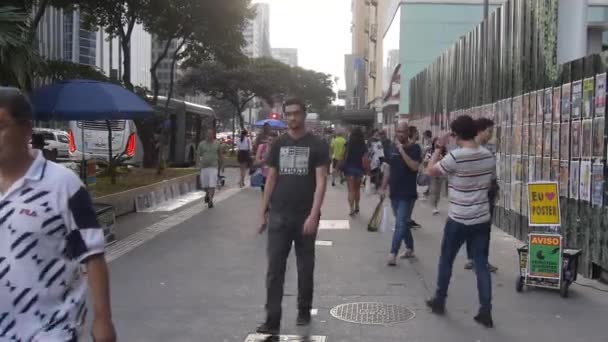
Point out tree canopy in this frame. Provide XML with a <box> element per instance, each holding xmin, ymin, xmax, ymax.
<box><xmin>180</xmin><ymin>58</ymin><xmax>335</xmax><ymax>129</ymax></box>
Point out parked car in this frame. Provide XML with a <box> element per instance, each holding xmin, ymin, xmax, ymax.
<box><xmin>32</xmin><ymin>128</ymin><xmax>70</xmax><ymax>158</ymax></box>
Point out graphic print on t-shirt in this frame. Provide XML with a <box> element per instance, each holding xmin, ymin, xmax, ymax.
<box><xmin>279</xmin><ymin>146</ymin><xmax>310</xmax><ymax>175</ymax></box>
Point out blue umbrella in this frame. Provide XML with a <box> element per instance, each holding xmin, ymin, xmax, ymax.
<box><xmin>30</xmin><ymin>79</ymin><xmax>154</xmax><ymax>121</ymax></box>
<box><xmin>254</xmin><ymin>119</ymin><xmax>287</xmax><ymax>129</ymax></box>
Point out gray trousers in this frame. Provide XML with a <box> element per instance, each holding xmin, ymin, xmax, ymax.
<box><xmin>265</xmin><ymin>211</ymin><xmax>316</xmax><ymax>323</ymax></box>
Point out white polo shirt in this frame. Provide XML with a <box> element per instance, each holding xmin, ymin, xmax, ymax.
<box><xmin>0</xmin><ymin>151</ymin><xmax>105</xmax><ymax>341</ymax></box>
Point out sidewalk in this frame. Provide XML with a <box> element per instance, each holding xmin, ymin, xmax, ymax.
<box><xmin>105</xmin><ymin>183</ymin><xmax>608</xmax><ymax>342</ymax></box>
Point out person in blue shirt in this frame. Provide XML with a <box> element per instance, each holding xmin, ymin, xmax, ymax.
<box><xmin>379</xmin><ymin>122</ymin><xmax>423</xmax><ymax>265</ymax></box>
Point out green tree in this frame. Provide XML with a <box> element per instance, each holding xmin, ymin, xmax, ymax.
<box><xmin>36</xmin><ymin>60</ymin><xmax>109</xmax><ymax>83</ymax></box>
<box><xmin>290</xmin><ymin>67</ymin><xmax>336</xmax><ymax>113</ymax></box>
<box><xmin>0</xmin><ymin>6</ymin><xmax>38</xmax><ymax>88</ymax></box>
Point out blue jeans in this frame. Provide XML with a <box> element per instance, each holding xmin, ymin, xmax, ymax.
<box><xmin>390</xmin><ymin>199</ymin><xmax>415</xmax><ymax>254</ymax></box>
<box><xmin>435</xmin><ymin>218</ymin><xmax>492</xmax><ymax>313</ymax></box>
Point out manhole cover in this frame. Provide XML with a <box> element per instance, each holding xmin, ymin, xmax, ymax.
<box><xmin>330</xmin><ymin>302</ymin><xmax>415</xmax><ymax>325</ymax></box>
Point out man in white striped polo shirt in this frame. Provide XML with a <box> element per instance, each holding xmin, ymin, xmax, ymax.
<box><xmin>425</xmin><ymin>115</ymin><xmax>496</xmax><ymax>328</ymax></box>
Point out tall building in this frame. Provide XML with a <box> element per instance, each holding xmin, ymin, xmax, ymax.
<box><xmin>243</xmin><ymin>3</ymin><xmax>272</xmax><ymax>58</ymax></box>
<box><xmin>36</xmin><ymin>7</ymin><xmax>97</xmax><ymax>66</ymax></box>
<box><xmin>271</xmin><ymin>48</ymin><xmax>298</xmax><ymax>67</ymax></box>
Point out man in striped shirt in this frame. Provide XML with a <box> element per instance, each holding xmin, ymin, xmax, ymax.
<box><xmin>425</xmin><ymin>115</ymin><xmax>496</xmax><ymax>328</ymax></box>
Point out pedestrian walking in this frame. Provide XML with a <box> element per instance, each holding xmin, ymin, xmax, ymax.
<box><xmin>0</xmin><ymin>87</ymin><xmax>116</xmax><ymax>341</ymax></box>
<box><xmin>407</xmin><ymin>126</ymin><xmax>422</xmax><ymax>229</ymax></box>
<box><xmin>256</xmin><ymin>97</ymin><xmax>329</xmax><ymax>335</ymax></box>
<box><xmin>254</xmin><ymin>131</ymin><xmax>278</xmax><ymax>193</ymax></box>
<box><xmin>368</xmin><ymin>129</ymin><xmax>385</xmax><ymax>191</ymax></box>
<box><xmin>464</xmin><ymin>118</ymin><xmax>499</xmax><ymax>272</ymax></box>
<box><xmin>424</xmin><ymin>137</ymin><xmax>447</xmax><ymax>215</ymax></box>
<box><xmin>343</xmin><ymin>127</ymin><xmax>368</xmax><ymax>216</ymax></box>
<box><xmin>379</xmin><ymin>122</ymin><xmax>422</xmax><ymax>265</ymax></box>
<box><xmin>425</xmin><ymin>115</ymin><xmax>496</xmax><ymax>328</ymax></box>
<box><xmin>330</xmin><ymin>128</ymin><xmax>346</xmax><ymax>186</ymax></box>
<box><xmin>198</xmin><ymin>128</ymin><xmax>223</xmax><ymax>208</ymax></box>
<box><xmin>237</xmin><ymin>130</ymin><xmax>253</xmax><ymax>187</ymax></box>
<box><xmin>254</xmin><ymin>122</ymin><xmax>272</xmax><ymax>154</ymax></box>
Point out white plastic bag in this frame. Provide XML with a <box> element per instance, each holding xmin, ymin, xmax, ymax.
<box><xmin>380</xmin><ymin>204</ymin><xmax>392</xmax><ymax>233</ymax></box>
<box><xmin>365</xmin><ymin>176</ymin><xmax>373</xmax><ymax>195</ymax></box>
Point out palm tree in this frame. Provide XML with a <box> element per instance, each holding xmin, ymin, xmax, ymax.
<box><xmin>0</xmin><ymin>6</ymin><xmax>38</xmax><ymax>89</ymax></box>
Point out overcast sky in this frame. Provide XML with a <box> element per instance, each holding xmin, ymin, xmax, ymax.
<box><xmin>253</xmin><ymin>0</ymin><xmax>352</xmax><ymax>90</ymax></box>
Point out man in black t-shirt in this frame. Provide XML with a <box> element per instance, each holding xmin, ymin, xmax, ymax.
<box><xmin>256</xmin><ymin>98</ymin><xmax>330</xmax><ymax>335</ymax></box>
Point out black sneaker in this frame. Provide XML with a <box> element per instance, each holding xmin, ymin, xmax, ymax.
<box><xmin>296</xmin><ymin>310</ymin><xmax>311</xmax><ymax>326</ymax></box>
<box><xmin>256</xmin><ymin>322</ymin><xmax>280</xmax><ymax>335</ymax></box>
<box><xmin>474</xmin><ymin>311</ymin><xmax>494</xmax><ymax>328</ymax></box>
<box><xmin>208</xmin><ymin>201</ymin><xmax>214</xmax><ymax>209</ymax></box>
<box><xmin>426</xmin><ymin>297</ymin><xmax>446</xmax><ymax>315</ymax></box>
<box><xmin>204</xmin><ymin>194</ymin><xmax>209</xmax><ymax>203</ymax></box>
<box><xmin>410</xmin><ymin>220</ymin><xmax>421</xmax><ymax>228</ymax></box>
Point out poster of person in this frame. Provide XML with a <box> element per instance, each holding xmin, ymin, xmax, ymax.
<box><xmin>502</xmin><ymin>126</ymin><xmax>510</xmax><ymax>155</ymax></box>
<box><xmin>582</xmin><ymin>119</ymin><xmax>593</xmax><ymax>158</ymax></box>
<box><xmin>504</xmin><ymin>98</ymin><xmax>512</xmax><ymax>125</ymax></box>
<box><xmin>542</xmin><ymin>157</ymin><xmax>551</xmax><ymax>180</ymax></box>
<box><xmin>503</xmin><ymin>181</ymin><xmax>510</xmax><ymax>211</ymax></box>
<box><xmin>512</xmin><ymin>125</ymin><xmax>522</xmax><ymax>155</ymax></box>
<box><xmin>543</xmin><ymin>124</ymin><xmax>552</xmax><ymax>157</ymax></box>
<box><xmin>544</xmin><ymin>88</ymin><xmax>553</xmax><ymax>122</ymax></box>
<box><xmin>562</xmin><ymin>83</ymin><xmax>572</xmax><ymax>122</ymax></box>
<box><xmin>580</xmin><ymin>160</ymin><xmax>592</xmax><ymax>202</ymax></box>
<box><xmin>513</xmin><ymin>95</ymin><xmax>522</xmax><ymax>125</ymax></box>
<box><xmin>536</xmin><ymin>124</ymin><xmax>544</xmax><ymax>156</ymax></box>
<box><xmin>595</xmin><ymin>73</ymin><xmax>606</xmax><ymax>117</ymax></box>
<box><xmin>528</xmin><ymin>156</ymin><xmax>535</xmax><ymax>182</ymax></box>
<box><xmin>511</xmin><ymin>182</ymin><xmax>522</xmax><ymax>214</ymax></box>
<box><xmin>512</xmin><ymin>155</ymin><xmax>523</xmax><ymax>182</ymax></box>
<box><xmin>522</xmin><ymin>93</ymin><xmax>530</xmax><ymax>124</ymax></box>
<box><xmin>593</xmin><ymin>117</ymin><xmax>605</xmax><ymax>159</ymax></box>
<box><xmin>571</xmin><ymin>120</ymin><xmax>581</xmax><ymax>159</ymax></box>
<box><xmin>551</xmin><ymin>159</ymin><xmax>560</xmax><ymax>182</ymax></box>
<box><xmin>560</xmin><ymin>122</ymin><xmax>570</xmax><ymax>160</ymax></box>
<box><xmin>535</xmin><ymin>156</ymin><xmax>543</xmax><ymax>181</ymax></box>
<box><xmin>570</xmin><ymin>161</ymin><xmax>580</xmax><ymax>200</ymax></box>
<box><xmin>529</xmin><ymin>123</ymin><xmax>536</xmax><ymax>157</ymax></box>
<box><xmin>559</xmin><ymin>160</ymin><xmax>569</xmax><ymax>197</ymax></box>
<box><xmin>551</xmin><ymin>124</ymin><xmax>560</xmax><ymax>159</ymax></box>
<box><xmin>522</xmin><ymin>125</ymin><xmax>529</xmax><ymax>156</ymax></box>
<box><xmin>583</xmin><ymin>77</ymin><xmax>595</xmax><ymax>119</ymax></box>
<box><xmin>592</xmin><ymin>163</ymin><xmax>604</xmax><ymax>207</ymax></box>
<box><xmin>572</xmin><ymin>80</ymin><xmax>583</xmax><ymax>120</ymax></box>
<box><xmin>553</xmin><ymin>87</ymin><xmax>561</xmax><ymax>122</ymax></box>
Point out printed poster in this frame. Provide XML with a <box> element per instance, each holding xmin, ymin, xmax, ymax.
<box><xmin>543</xmin><ymin>124</ymin><xmax>552</xmax><ymax>157</ymax></box>
<box><xmin>593</xmin><ymin>117</ymin><xmax>605</xmax><ymax>159</ymax></box>
<box><xmin>559</xmin><ymin>160</ymin><xmax>569</xmax><ymax>197</ymax></box>
<box><xmin>571</xmin><ymin>120</ymin><xmax>581</xmax><ymax>159</ymax></box>
<box><xmin>504</xmin><ymin>98</ymin><xmax>512</xmax><ymax>125</ymax></box>
<box><xmin>582</xmin><ymin>119</ymin><xmax>593</xmax><ymax>159</ymax></box>
<box><xmin>580</xmin><ymin>160</ymin><xmax>592</xmax><ymax>202</ymax></box>
<box><xmin>595</xmin><ymin>73</ymin><xmax>606</xmax><ymax>117</ymax></box>
<box><xmin>527</xmin><ymin>183</ymin><xmax>561</xmax><ymax>226</ymax></box>
<box><xmin>543</xmin><ymin>157</ymin><xmax>551</xmax><ymax>180</ymax></box>
<box><xmin>513</xmin><ymin>96</ymin><xmax>522</xmax><ymax>125</ymax></box>
<box><xmin>528</xmin><ymin>233</ymin><xmax>562</xmax><ymax>279</ymax></box>
<box><xmin>528</xmin><ymin>156</ymin><xmax>536</xmax><ymax>182</ymax></box>
<box><xmin>537</xmin><ymin>91</ymin><xmax>544</xmax><ymax>123</ymax></box>
<box><xmin>529</xmin><ymin>124</ymin><xmax>537</xmax><ymax>157</ymax></box>
<box><xmin>511</xmin><ymin>182</ymin><xmax>522</xmax><ymax>214</ymax></box>
<box><xmin>536</xmin><ymin>124</ymin><xmax>544</xmax><ymax>156</ymax></box>
<box><xmin>572</xmin><ymin>80</ymin><xmax>583</xmax><ymax>120</ymax></box>
<box><xmin>570</xmin><ymin>161</ymin><xmax>580</xmax><ymax>200</ymax></box>
<box><xmin>551</xmin><ymin>159</ymin><xmax>560</xmax><ymax>182</ymax></box>
<box><xmin>544</xmin><ymin>88</ymin><xmax>553</xmax><ymax>122</ymax></box>
<box><xmin>562</xmin><ymin>83</ymin><xmax>572</xmax><ymax>122</ymax></box>
<box><xmin>583</xmin><ymin>77</ymin><xmax>595</xmax><ymax>119</ymax></box>
<box><xmin>552</xmin><ymin>123</ymin><xmax>560</xmax><ymax>159</ymax></box>
<box><xmin>523</xmin><ymin>93</ymin><xmax>530</xmax><ymax>124</ymax></box>
<box><xmin>592</xmin><ymin>163</ymin><xmax>604</xmax><ymax>207</ymax></box>
<box><xmin>512</xmin><ymin>126</ymin><xmax>522</xmax><ymax>155</ymax></box>
<box><xmin>530</xmin><ymin>91</ymin><xmax>538</xmax><ymax>124</ymax></box>
<box><xmin>522</xmin><ymin>124</ymin><xmax>530</xmax><ymax>156</ymax></box>
<box><xmin>512</xmin><ymin>156</ymin><xmax>523</xmax><ymax>182</ymax></box>
<box><xmin>560</xmin><ymin>122</ymin><xmax>570</xmax><ymax>160</ymax></box>
<box><xmin>535</xmin><ymin>156</ymin><xmax>543</xmax><ymax>181</ymax></box>
<box><xmin>553</xmin><ymin>87</ymin><xmax>561</xmax><ymax>122</ymax></box>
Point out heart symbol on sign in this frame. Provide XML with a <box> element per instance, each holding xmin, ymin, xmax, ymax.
<box><xmin>546</xmin><ymin>192</ymin><xmax>556</xmax><ymax>201</ymax></box>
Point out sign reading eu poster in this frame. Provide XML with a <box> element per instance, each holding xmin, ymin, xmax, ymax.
<box><xmin>528</xmin><ymin>233</ymin><xmax>562</xmax><ymax>280</ymax></box>
<box><xmin>527</xmin><ymin>182</ymin><xmax>561</xmax><ymax>226</ymax></box>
